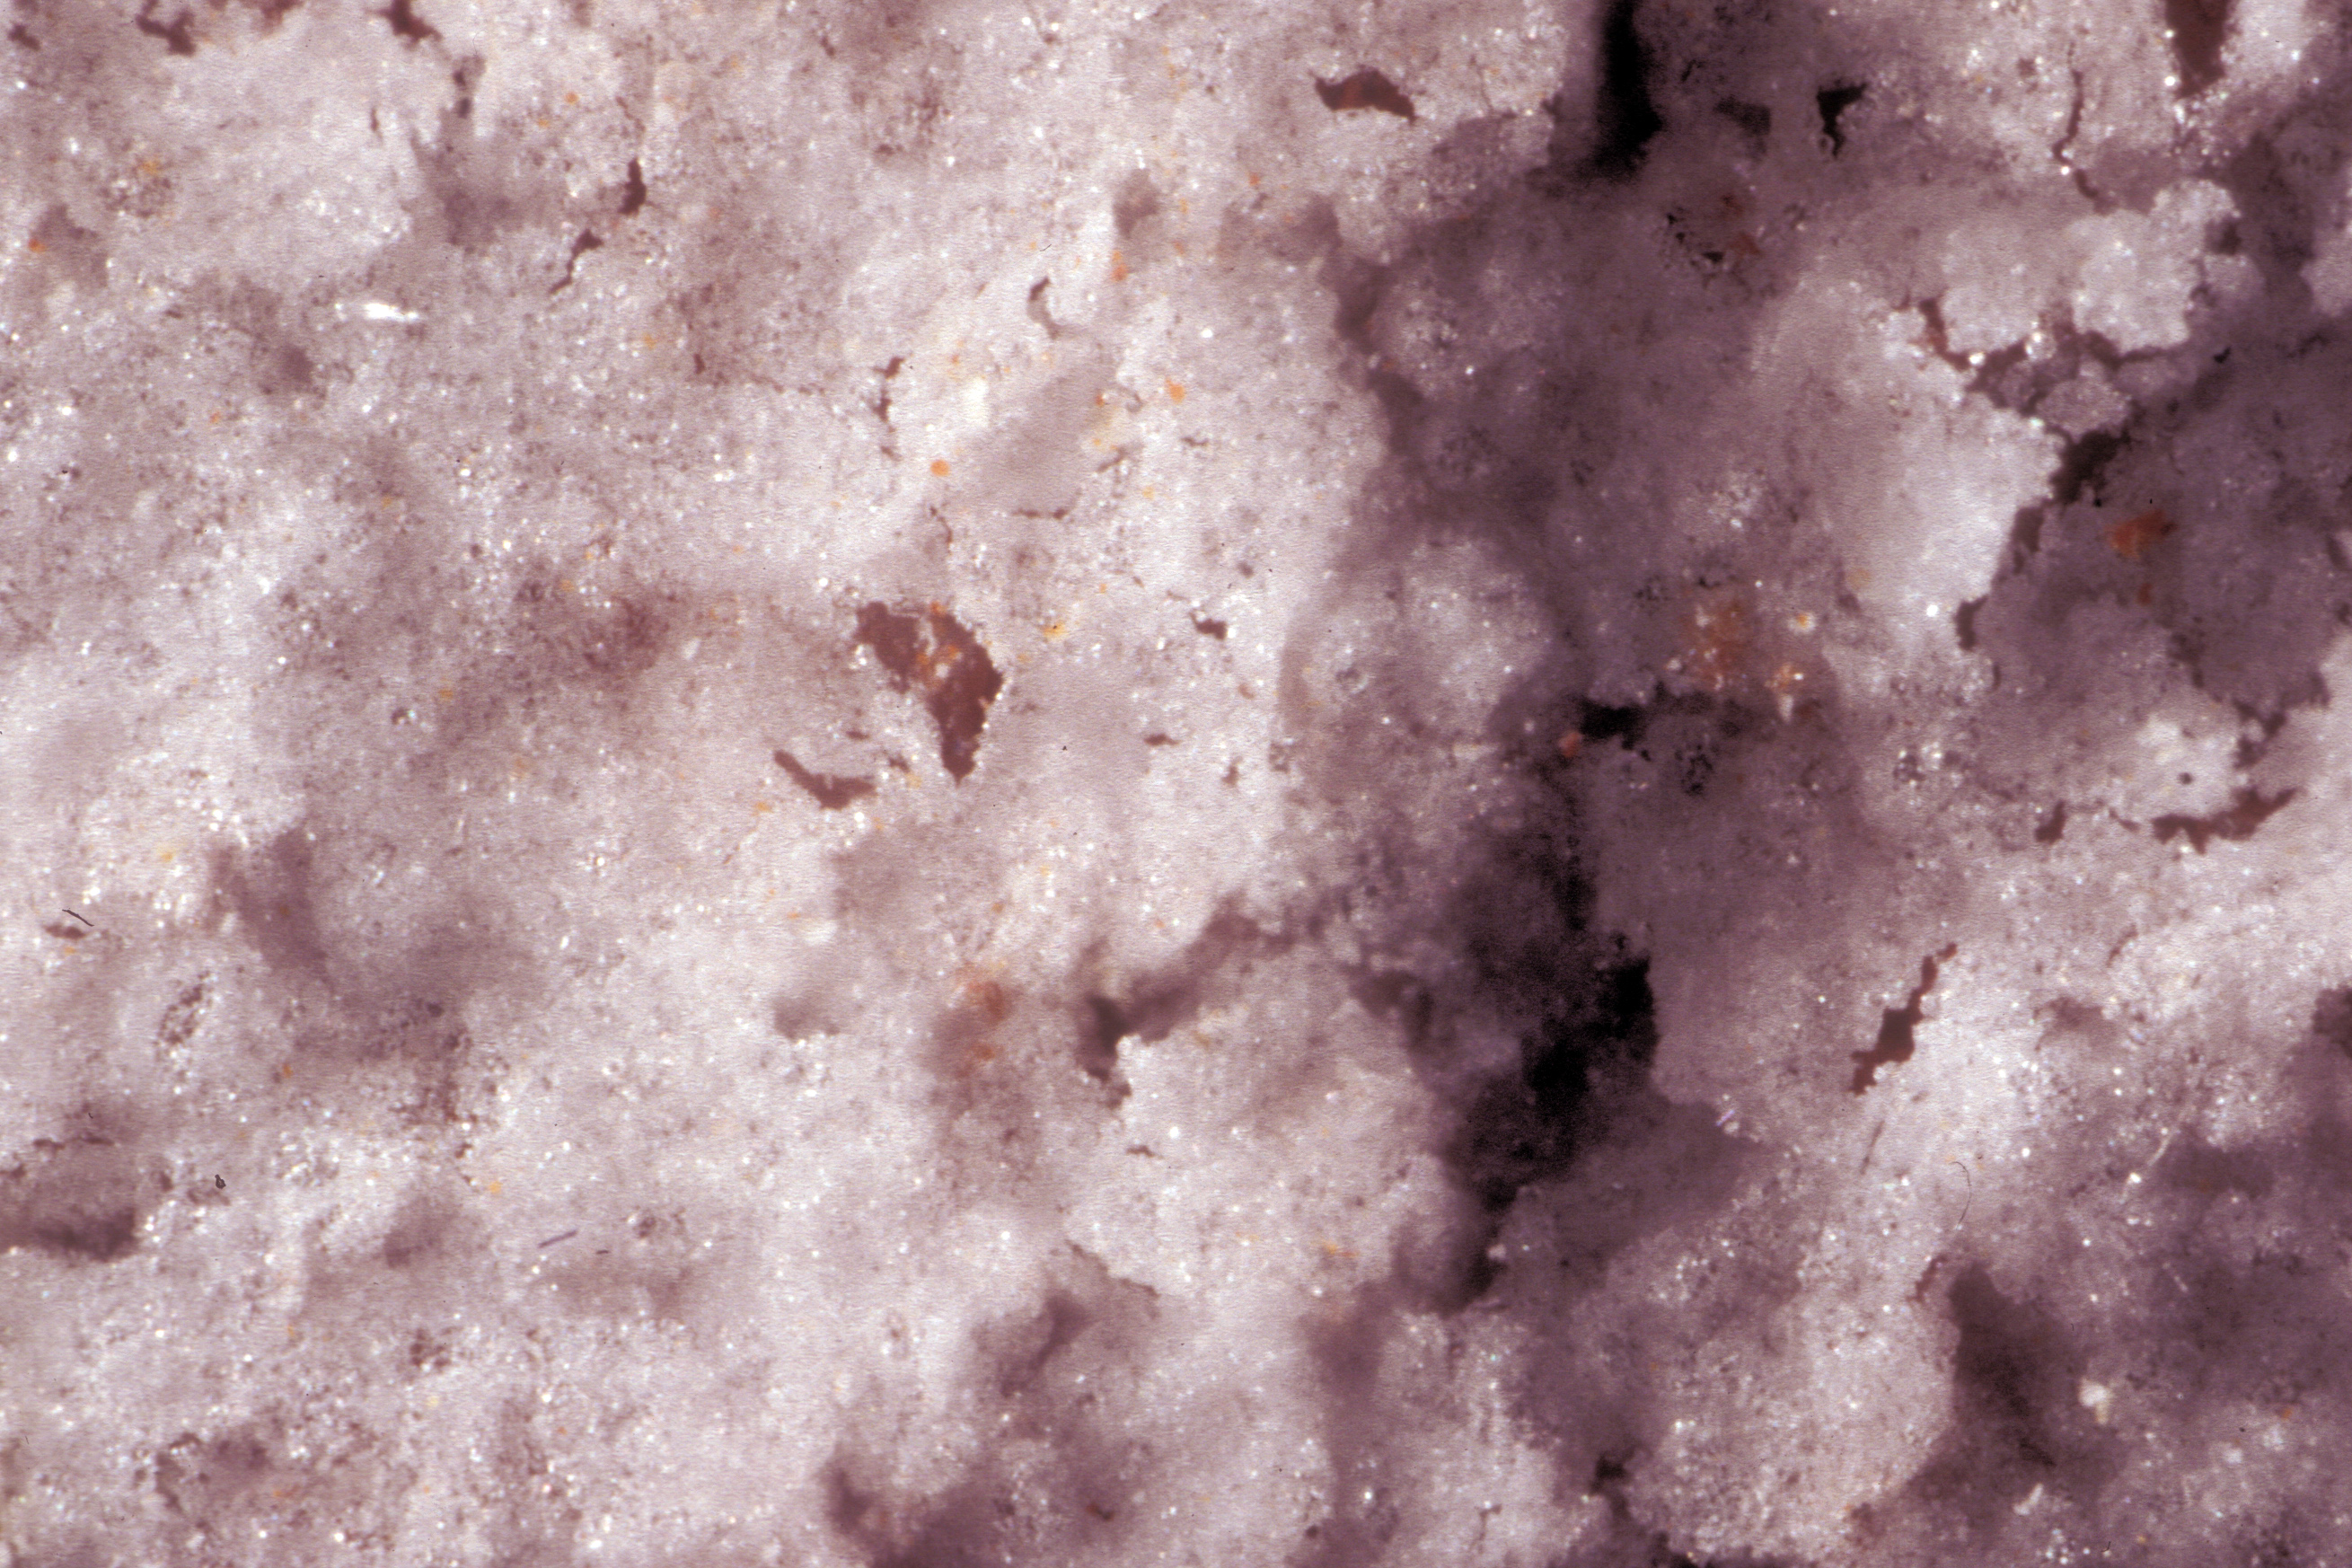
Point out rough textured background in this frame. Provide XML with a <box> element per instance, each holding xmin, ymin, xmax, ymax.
<box><xmin>7</xmin><ymin>0</ymin><xmax>2352</xmax><ymax>1564</ymax></box>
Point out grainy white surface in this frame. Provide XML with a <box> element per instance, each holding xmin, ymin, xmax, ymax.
<box><xmin>5</xmin><ymin>1</ymin><xmax>2352</xmax><ymax>1564</ymax></box>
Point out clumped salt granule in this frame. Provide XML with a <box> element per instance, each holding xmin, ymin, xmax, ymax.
<box><xmin>11</xmin><ymin>0</ymin><xmax>2352</xmax><ymax>1564</ymax></box>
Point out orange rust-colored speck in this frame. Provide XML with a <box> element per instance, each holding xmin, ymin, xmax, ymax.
<box><xmin>1556</xmin><ymin>731</ymin><xmax>1583</xmax><ymax>761</ymax></box>
<box><xmin>1165</xmin><ymin>380</ymin><xmax>1185</xmax><ymax>402</ymax></box>
<box><xmin>930</xmin><ymin>458</ymin><xmax>951</xmax><ymax>477</ymax></box>
<box><xmin>1110</xmin><ymin>249</ymin><xmax>1129</xmax><ymax>283</ymax></box>
<box><xmin>2107</xmin><ymin>507</ymin><xmax>2171</xmax><ymax>561</ymax></box>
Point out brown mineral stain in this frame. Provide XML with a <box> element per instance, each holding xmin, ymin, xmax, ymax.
<box><xmin>1684</xmin><ymin>591</ymin><xmax>1750</xmax><ymax>694</ymax></box>
<box><xmin>855</xmin><ymin>601</ymin><xmax>1004</xmax><ymax>781</ymax></box>
<box><xmin>2107</xmin><ymin>507</ymin><xmax>2171</xmax><ymax>561</ymax></box>
<box><xmin>955</xmin><ymin>966</ymin><xmax>1011</xmax><ymax>1024</ymax></box>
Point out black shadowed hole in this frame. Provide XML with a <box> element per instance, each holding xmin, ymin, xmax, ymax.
<box><xmin>1588</xmin><ymin>0</ymin><xmax>1660</xmax><ymax>179</ymax></box>
<box><xmin>1577</xmin><ymin>699</ymin><xmax>1646</xmax><ymax>745</ymax></box>
<box><xmin>871</xmin><ymin>355</ymin><xmax>904</xmax><ymax>424</ymax></box>
<box><xmin>1675</xmin><ymin>741</ymin><xmax>1715</xmax><ymax>796</ymax></box>
<box><xmin>575</xmin><ymin>594</ymin><xmax>668</xmax><ymax>678</ymax></box>
<box><xmin>1351</xmin><ymin>970</ymin><xmax>1436</xmax><ymax>1052</ymax></box>
<box><xmin>2313</xmin><ymin>987</ymin><xmax>2352</xmax><ymax>1055</ymax></box>
<box><xmin>774</xmin><ymin>749</ymin><xmax>876</xmax><ymax>810</ymax></box>
<box><xmin>1955</xmin><ymin>596</ymin><xmax>1985</xmax><ymax>652</ymax></box>
<box><xmin>1452</xmin><ymin>957</ymin><xmax>1657</xmax><ymax>1208</ymax></box>
<box><xmin>1817</xmin><ymin>82</ymin><xmax>1866</xmax><ymax>153</ymax></box>
<box><xmin>158</xmin><ymin>978</ymin><xmax>208</xmax><ymax>1046</ymax></box>
<box><xmin>1026</xmin><ymin>276</ymin><xmax>1061</xmax><ymax>338</ymax></box>
<box><xmin>1074</xmin><ymin>907</ymin><xmax>1280</xmax><ymax>1084</ymax></box>
<box><xmin>619</xmin><ymin>157</ymin><xmax>647</xmax><ymax>216</ymax></box>
<box><xmin>1936</xmin><ymin>1264</ymin><xmax>2112</xmax><ymax>1485</ymax></box>
<box><xmin>381</xmin><ymin>1204</ymin><xmax>448</xmax><ymax>1269</ymax></box>
<box><xmin>380</xmin><ymin>0</ymin><xmax>436</xmax><ymax>41</ymax></box>
<box><xmin>29</xmin><ymin>1205</ymin><xmax>137</xmax><ymax>1261</ymax></box>
<box><xmin>1192</xmin><ymin>613</ymin><xmax>1228</xmax><ymax>639</ymax></box>
<box><xmin>1315</xmin><ymin>67</ymin><xmax>1416</xmax><ymax>121</ymax></box>
<box><xmin>1851</xmin><ymin>944</ymin><xmax>1956</xmax><ymax>1093</ymax></box>
<box><xmin>1113</xmin><ymin>170</ymin><xmax>1161</xmax><ymax>236</ymax></box>
<box><xmin>1717</xmin><ymin>99</ymin><xmax>1770</xmax><ymax>140</ymax></box>
<box><xmin>1078</xmin><ymin>997</ymin><xmax>1125</xmax><ymax>1081</ymax></box>
<box><xmin>260</xmin><ymin>344</ymin><xmax>315</xmax><ymax>396</ymax></box>
<box><xmin>2163</xmin><ymin>0</ymin><xmax>2228</xmax><ymax>95</ymax></box>
<box><xmin>134</xmin><ymin>0</ymin><xmax>196</xmax><ymax>53</ymax></box>
<box><xmin>551</xmin><ymin>228</ymin><xmax>602</xmax><ymax>293</ymax></box>
<box><xmin>2149</xmin><ymin>786</ymin><xmax>2295</xmax><ymax>852</ymax></box>
<box><xmin>856</xmin><ymin>602</ymin><xmax>926</xmax><ymax>686</ymax></box>
<box><xmin>2053</xmin><ymin>430</ymin><xmax>2125</xmax><ymax>507</ymax></box>
<box><xmin>409</xmin><ymin>1328</ymin><xmax>454</xmax><ymax>1371</ymax></box>
<box><xmin>2034</xmin><ymin>801</ymin><xmax>2068</xmax><ymax>845</ymax></box>
<box><xmin>4</xmin><ymin>1132</ymin><xmax>145</xmax><ymax>1264</ymax></box>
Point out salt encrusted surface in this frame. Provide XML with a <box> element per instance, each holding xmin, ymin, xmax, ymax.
<box><xmin>7</xmin><ymin>0</ymin><xmax>2352</xmax><ymax>1564</ymax></box>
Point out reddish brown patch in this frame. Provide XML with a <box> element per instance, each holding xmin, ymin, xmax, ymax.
<box><xmin>1684</xmin><ymin>591</ymin><xmax>1750</xmax><ymax>694</ymax></box>
<box><xmin>1556</xmin><ymin>731</ymin><xmax>1583</xmax><ymax>762</ymax></box>
<box><xmin>955</xmin><ymin>967</ymin><xmax>1011</xmax><ymax>1025</ymax></box>
<box><xmin>2107</xmin><ymin>507</ymin><xmax>2171</xmax><ymax>561</ymax></box>
<box><xmin>855</xmin><ymin>601</ymin><xmax>1004</xmax><ymax>780</ymax></box>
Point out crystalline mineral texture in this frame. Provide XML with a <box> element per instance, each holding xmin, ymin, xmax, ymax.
<box><xmin>6</xmin><ymin>1</ymin><xmax>2352</xmax><ymax>1565</ymax></box>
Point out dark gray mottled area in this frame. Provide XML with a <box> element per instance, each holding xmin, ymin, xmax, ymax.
<box><xmin>6</xmin><ymin>0</ymin><xmax>2352</xmax><ymax>1564</ymax></box>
